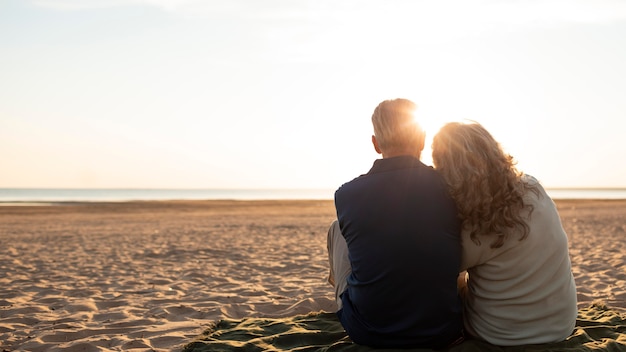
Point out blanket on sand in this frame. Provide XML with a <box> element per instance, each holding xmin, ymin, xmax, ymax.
<box><xmin>183</xmin><ymin>303</ymin><xmax>626</xmax><ymax>351</ymax></box>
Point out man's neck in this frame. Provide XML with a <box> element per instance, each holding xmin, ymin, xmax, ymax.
<box><xmin>382</xmin><ymin>150</ymin><xmax>421</xmax><ymax>159</ymax></box>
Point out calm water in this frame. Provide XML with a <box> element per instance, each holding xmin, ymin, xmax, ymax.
<box><xmin>544</xmin><ymin>189</ymin><xmax>626</xmax><ymax>200</ymax></box>
<box><xmin>0</xmin><ymin>188</ymin><xmax>625</xmax><ymax>203</ymax></box>
<box><xmin>0</xmin><ymin>188</ymin><xmax>335</xmax><ymax>202</ymax></box>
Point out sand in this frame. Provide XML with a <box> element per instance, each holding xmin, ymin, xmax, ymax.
<box><xmin>0</xmin><ymin>199</ymin><xmax>624</xmax><ymax>351</ymax></box>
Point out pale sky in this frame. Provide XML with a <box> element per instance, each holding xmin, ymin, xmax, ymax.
<box><xmin>1</xmin><ymin>0</ymin><xmax>625</xmax><ymax>189</ymax></box>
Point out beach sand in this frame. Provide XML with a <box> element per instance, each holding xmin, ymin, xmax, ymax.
<box><xmin>0</xmin><ymin>199</ymin><xmax>624</xmax><ymax>351</ymax></box>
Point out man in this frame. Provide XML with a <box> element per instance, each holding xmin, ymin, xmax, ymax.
<box><xmin>327</xmin><ymin>98</ymin><xmax>463</xmax><ymax>348</ymax></box>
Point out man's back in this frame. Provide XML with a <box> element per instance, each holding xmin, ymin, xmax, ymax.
<box><xmin>335</xmin><ymin>155</ymin><xmax>463</xmax><ymax>349</ymax></box>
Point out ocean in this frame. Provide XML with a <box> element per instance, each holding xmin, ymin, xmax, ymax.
<box><xmin>0</xmin><ymin>188</ymin><xmax>335</xmax><ymax>203</ymax></box>
<box><xmin>0</xmin><ymin>188</ymin><xmax>625</xmax><ymax>203</ymax></box>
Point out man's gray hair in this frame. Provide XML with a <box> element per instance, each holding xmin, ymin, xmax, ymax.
<box><xmin>371</xmin><ymin>98</ymin><xmax>424</xmax><ymax>152</ymax></box>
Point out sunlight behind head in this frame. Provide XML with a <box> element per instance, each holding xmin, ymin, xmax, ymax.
<box><xmin>409</xmin><ymin>107</ymin><xmax>451</xmax><ymax>166</ymax></box>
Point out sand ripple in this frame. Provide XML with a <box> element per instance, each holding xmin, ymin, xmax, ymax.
<box><xmin>0</xmin><ymin>201</ymin><xmax>336</xmax><ymax>351</ymax></box>
<box><xmin>0</xmin><ymin>199</ymin><xmax>624</xmax><ymax>351</ymax></box>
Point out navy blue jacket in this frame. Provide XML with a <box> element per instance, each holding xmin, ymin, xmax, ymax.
<box><xmin>335</xmin><ymin>156</ymin><xmax>463</xmax><ymax>349</ymax></box>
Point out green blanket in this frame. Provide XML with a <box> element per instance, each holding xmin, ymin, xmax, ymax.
<box><xmin>183</xmin><ymin>303</ymin><xmax>626</xmax><ymax>351</ymax></box>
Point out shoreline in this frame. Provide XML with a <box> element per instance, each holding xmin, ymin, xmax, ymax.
<box><xmin>1</xmin><ymin>197</ymin><xmax>625</xmax><ymax>210</ymax></box>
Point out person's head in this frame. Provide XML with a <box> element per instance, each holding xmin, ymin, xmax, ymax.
<box><xmin>371</xmin><ymin>98</ymin><xmax>425</xmax><ymax>158</ymax></box>
<box><xmin>432</xmin><ymin>121</ymin><xmax>537</xmax><ymax>248</ymax></box>
<box><xmin>431</xmin><ymin>122</ymin><xmax>508</xmax><ymax>180</ymax></box>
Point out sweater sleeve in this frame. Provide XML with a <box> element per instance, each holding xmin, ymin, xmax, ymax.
<box><xmin>460</xmin><ymin>233</ymin><xmax>485</xmax><ymax>272</ymax></box>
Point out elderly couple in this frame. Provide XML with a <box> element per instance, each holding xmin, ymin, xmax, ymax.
<box><xmin>327</xmin><ymin>98</ymin><xmax>577</xmax><ymax>349</ymax></box>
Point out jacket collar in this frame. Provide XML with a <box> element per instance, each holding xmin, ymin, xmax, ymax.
<box><xmin>368</xmin><ymin>155</ymin><xmax>427</xmax><ymax>175</ymax></box>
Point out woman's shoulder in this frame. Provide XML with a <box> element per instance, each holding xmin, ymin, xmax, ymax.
<box><xmin>521</xmin><ymin>174</ymin><xmax>550</xmax><ymax>200</ymax></box>
<box><xmin>522</xmin><ymin>173</ymin><xmax>540</xmax><ymax>186</ymax></box>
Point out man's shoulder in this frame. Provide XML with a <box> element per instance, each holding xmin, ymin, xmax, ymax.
<box><xmin>334</xmin><ymin>174</ymin><xmax>366</xmax><ymax>197</ymax></box>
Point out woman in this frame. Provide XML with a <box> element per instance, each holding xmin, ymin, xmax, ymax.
<box><xmin>431</xmin><ymin>121</ymin><xmax>577</xmax><ymax>346</ymax></box>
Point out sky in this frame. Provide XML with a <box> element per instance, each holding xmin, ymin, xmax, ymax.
<box><xmin>1</xmin><ymin>0</ymin><xmax>625</xmax><ymax>189</ymax></box>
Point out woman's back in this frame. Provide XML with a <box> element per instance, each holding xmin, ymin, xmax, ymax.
<box><xmin>461</xmin><ymin>177</ymin><xmax>577</xmax><ymax>345</ymax></box>
<box><xmin>431</xmin><ymin>122</ymin><xmax>578</xmax><ymax>346</ymax></box>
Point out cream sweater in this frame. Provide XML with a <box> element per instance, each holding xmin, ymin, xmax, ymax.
<box><xmin>461</xmin><ymin>176</ymin><xmax>577</xmax><ymax>346</ymax></box>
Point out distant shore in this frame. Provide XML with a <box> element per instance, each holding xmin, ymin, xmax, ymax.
<box><xmin>1</xmin><ymin>187</ymin><xmax>626</xmax><ymax>203</ymax></box>
<box><xmin>1</xmin><ymin>199</ymin><xmax>625</xmax><ymax>351</ymax></box>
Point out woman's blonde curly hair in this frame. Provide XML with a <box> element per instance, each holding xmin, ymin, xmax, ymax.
<box><xmin>432</xmin><ymin>122</ymin><xmax>538</xmax><ymax>248</ymax></box>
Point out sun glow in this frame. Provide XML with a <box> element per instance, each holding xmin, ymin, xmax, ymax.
<box><xmin>413</xmin><ymin>106</ymin><xmax>457</xmax><ymax>167</ymax></box>
<box><xmin>1</xmin><ymin>1</ymin><xmax>625</xmax><ymax>189</ymax></box>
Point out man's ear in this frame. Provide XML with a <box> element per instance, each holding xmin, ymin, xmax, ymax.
<box><xmin>372</xmin><ymin>135</ymin><xmax>382</xmax><ymax>154</ymax></box>
<box><xmin>416</xmin><ymin>131</ymin><xmax>426</xmax><ymax>153</ymax></box>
